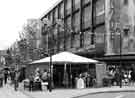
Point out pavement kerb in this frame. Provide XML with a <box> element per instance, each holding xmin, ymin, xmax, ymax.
<box><xmin>16</xmin><ymin>83</ymin><xmax>135</xmax><ymax>98</ymax></box>
<box><xmin>18</xmin><ymin>85</ymin><xmax>36</xmax><ymax>98</ymax></box>
<box><xmin>71</xmin><ymin>88</ymin><xmax>135</xmax><ymax>98</ymax></box>
<box><xmin>19</xmin><ymin>90</ymin><xmax>36</xmax><ymax>98</ymax></box>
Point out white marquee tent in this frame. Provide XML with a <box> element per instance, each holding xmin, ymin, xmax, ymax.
<box><xmin>30</xmin><ymin>51</ymin><xmax>98</xmax><ymax>64</ymax></box>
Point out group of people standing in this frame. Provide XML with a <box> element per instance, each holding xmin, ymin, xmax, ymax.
<box><xmin>75</xmin><ymin>72</ymin><xmax>96</xmax><ymax>89</ymax></box>
<box><xmin>28</xmin><ymin>68</ymin><xmax>51</xmax><ymax>91</ymax></box>
<box><xmin>0</xmin><ymin>67</ymin><xmax>26</xmax><ymax>91</ymax></box>
<box><xmin>106</xmin><ymin>68</ymin><xmax>135</xmax><ymax>86</ymax></box>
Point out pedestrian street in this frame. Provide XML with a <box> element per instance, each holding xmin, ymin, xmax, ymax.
<box><xmin>0</xmin><ymin>84</ymin><xmax>30</xmax><ymax>98</ymax></box>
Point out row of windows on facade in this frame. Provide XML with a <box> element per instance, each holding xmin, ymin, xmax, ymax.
<box><xmin>42</xmin><ymin>25</ymin><xmax>105</xmax><ymax>52</ymax></box>
<box><xmin>42</xmin><ymin>6</ymin><xmax>105</xmax><ymax>35</ymax></box>
<box><xmin>42</xmin><ymin>14</ymin><xmax>105</xmax><ymax>37</ymax></box>
<box><xmin>50</xmin><ymin>0</ymin><xmax>91</xmax><ymax>19</ymax></box>
<box><xmin>46</xmin><ymin>0</ymin><xmax>104</xmax><ymax>27</ymax></box>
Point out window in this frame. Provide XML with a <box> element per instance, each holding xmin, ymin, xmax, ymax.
<box><xmin>48</xmin><ymin>13</ymin><xmax>51</xmax><ymax>20</ymax></box>
<box><xmin>73</xmin><ymin>0</ymin><xmax>80</xmax><ymax>11</ymax></box>
<box><xmin>95</xmin><ymin>0</ymin><xmax>105</xmax><ymax>24</ymax></box>
<box><xmin>83</xmin><ymin>0</ymin><xmax>91</xmax><ymax>5</ymax></box>
<box><xmin>73</xmin><ymin>33</ymin><xmax>80</xmax><ymax>48</ymax></box>
<box><xmin>65</xmin><ymin>17</ymin><xmax>71</xmax><ymax>49</ymax></box>
<box><xmin>65</xmin><ymin>0</ymin><xmax>71</xmax><ymax>15</ymax></box>
<box><xmin>54</xmin><ymin>8</ymin><xmax>58</xmax><ymax>22</ymax></box>
<box><xmin>94</xmin><ymin>25</ymin><xmax>105</xmax><ymax>53</ymax></box>
<box><xmin>84</xmin><ymin>31</ymin><xmax>92</xmax><ymax>47</ymax></box>
<box><xmin>50</xmin><ymin>12</ymin><xmax>53</xmax><ymax>23</ymax></box>
<box><xmin>59</xmin><ymin>31</ymin><xmax>64</xmax><ymax>51</ymax></box>
<box><xmin>94</xmin><ymin>25</ymin><xmax>105</xmax><ymax>44</ymax></box>
<box><xmin>73</xmin><ymin>12</ymin><xmax>80</xmax><ymax>32</ymax></box>
<box><xmin>59</xmin><ymin>3</ymin><xmax>64</xmax><ymax>18</ymax></box>
<box><xmin>123</xmin><ymin>0</ymin><xmax>128</xmax><ymax>5</ymax></box>
<box><xmin>96</xmin><ymin>0</ymin><xmax>105</xmax><ymax>17</ymax></box>
<box><xmin>65</xmin><ymin>17</ymin><xmax>71</xmax><ymax>32</ymax></box>
<box><xmin>82</xmin><ymin>6</ymin><xmax>91</xmax><ymax>29</ymax></box>
<box><xmin>95</xmin><ymin>14</ymin><xmax>105</xmax><ymax>24</ymax></box>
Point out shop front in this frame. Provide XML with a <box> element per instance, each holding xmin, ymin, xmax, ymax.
<box><xmin>96</xmin><ymin>55</ymin><xmax>135</xmax><ymax>86</ymax></box>
<box><xmin>29</xmin><ymin>51</ymin><xmax>100</xmax><ymax>89</ymax></box>
<box><xmin>53</xmin><ymin>63</ymin><xmax>97</xmax><ymax>88</ymax></box>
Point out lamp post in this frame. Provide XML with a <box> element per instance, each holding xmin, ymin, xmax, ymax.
<box><xmin>41</xmin><ymin>18</ymin><xmax>73</xmax><ymax>91</ymax></box>
<box><xmin>39</xmin><ymin>47</ymin><xmax>52</xmax><ymax>92</ymax></box>
<box><xmin>41</xmin><ymin>19</ymin><xmax>53</xmax><ymax>92</ymax></box>
<box><xmin>116</xmin><ymin>27</ymin><xmax>122</xmax><ymax>88</ymax></box>
<box><xmin>49</xmin><ymin>51</ymin><xmax>52</xmax><ymax>92</ymax></box>
<box><xmin>119</xmin><ymin>31</ymin><xmax>122</xmax><ymax>88</ymax></box>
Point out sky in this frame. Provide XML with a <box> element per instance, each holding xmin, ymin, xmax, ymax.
<box><xmin>0</xmin><ymin>0</ymin><xmax>58</xmax><ymax>50</ymax></box>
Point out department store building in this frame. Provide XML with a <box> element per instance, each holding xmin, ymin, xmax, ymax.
<box><xmin>40</xmin><ymin>0</ymin><xmax>135</xmax><ymax>70</ymax></box>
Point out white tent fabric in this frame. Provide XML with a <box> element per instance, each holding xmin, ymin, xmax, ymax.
<box><xmin>30</xmin><ymin>51</ymin><xmax>98</xmax><ymax>64</ymax></box>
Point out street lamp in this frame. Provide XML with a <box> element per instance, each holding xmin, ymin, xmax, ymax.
<box><xmin>41</xmin><ymin>19</ymin><xmax>53</xmax><ymax>92</ymax></box>
<box><xmin>116</xmin><ymin>27</ymin><xmax>122</xmax><ymax>88</ymax></box>
<box><xmin>119</xmin><ymin>31</ymin><xmax>122</xmax><ymax>88</ymax></box>
<box><xmin>41</xmin><ymin>18</ymin><xmax>74</xmax><ymax>91</ymax></box>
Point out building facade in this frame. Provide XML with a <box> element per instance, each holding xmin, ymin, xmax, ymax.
<box><xmin>40</xmin><ymin>0</ymin><xmax>135</xmax><ymax>68</ymax></box>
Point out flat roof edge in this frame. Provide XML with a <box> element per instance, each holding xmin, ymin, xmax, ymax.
<box><xmin>39</xmin><ymin>0</ymin><xmax>63</xmax><ymax>20</ymax></box>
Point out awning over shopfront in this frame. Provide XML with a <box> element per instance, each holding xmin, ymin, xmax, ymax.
<box><xmin>30</xmin><ymin>51</ymin><xmax>99</xmax><ymax>64</ymax></box>
<box><xmin>96</xmin><ymin>54</ymin><xmax>135</xmax><ymax>61</ymax></box>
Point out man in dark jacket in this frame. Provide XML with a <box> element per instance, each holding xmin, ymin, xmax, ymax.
<box><xmin>0</xmin><ymin>70</ymin><xmax>4</xmax><ymax>87</ymax></box>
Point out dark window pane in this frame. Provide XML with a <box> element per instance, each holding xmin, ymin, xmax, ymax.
<box><xmin>123</xmin><ymin>0</ymin><xmax>128</xmax><ymax>5</ymax></box>
<box><xmin>82</xmin><ymin>6</ymin><xmax>91</xmax><ymax>29</ymax></box>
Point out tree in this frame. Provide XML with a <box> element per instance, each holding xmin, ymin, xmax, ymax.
<box><xmin>20</xmin><ymin>19</ymin><xmax>43</xmax><ymax>61</ymax></box>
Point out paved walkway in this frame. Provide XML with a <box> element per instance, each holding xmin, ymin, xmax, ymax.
<box><xmin>0</xmin><ymin>84</ymin><xmax>30</xmax><ymax>98</ymax></box>
<box><xmin>17</xmin><ymin>83</ymin><xmax>135</xmax><ymax>98</ymax></box>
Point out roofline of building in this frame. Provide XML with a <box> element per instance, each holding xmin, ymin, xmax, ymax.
<box><xmin>39</xmin><ymin>0</ymin><xmax>63</xmax><ymax>20</ymax></box>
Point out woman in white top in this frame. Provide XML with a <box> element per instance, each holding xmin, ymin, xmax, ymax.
<box><xmin>77</xmin><ymin>74</ymin><xmax>85</xmax><ymax>89</ymax></box>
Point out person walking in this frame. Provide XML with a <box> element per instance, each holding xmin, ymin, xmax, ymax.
<box><xmin>0</xmin><ymin>70</ymin><xmax>4</xmax><ymax>87</ymax></box>
<box><xmin>29</xmin><ymin>73</ymin><xmax>34</xmax><ymax>91</ymax></box>
<box><xmin>131</xmin><ymin>70</ymin><xmax>135</xmax><ymax>86</ymax></box>
<box><xmin>14</xmin><ymin>70</ymin><xmax>20</xmax><ymax>91</ymax></box>
<box><xmin>4</xmin><ymin>70</ymin><xmax>8</xmax><ymax>85</ymax></box>
<box><xmin>10</xmin><ymin>68</ymin><xmax>16</xmax><ymax>85</ymax></box>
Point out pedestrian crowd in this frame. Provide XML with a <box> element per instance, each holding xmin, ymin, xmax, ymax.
<box><xmin>103</xmin><ymin>67</ymin><xmax>135</xmax><ymax>86</ymax></box>
<box><xmin>24</xmin><ymin>68</ymin><xmax>51</xmax><ymax>91</ymax></box>
<box><xmin>0</xmin><ymin>67</ymin><xmax>26</xmax><ymax>91</ymax></box>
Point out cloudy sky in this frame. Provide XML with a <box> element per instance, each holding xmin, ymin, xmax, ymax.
<box><xmin>0</xmin><ymin>0</ymin><xmax>58</xmax><ymax>50</ymax></box>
